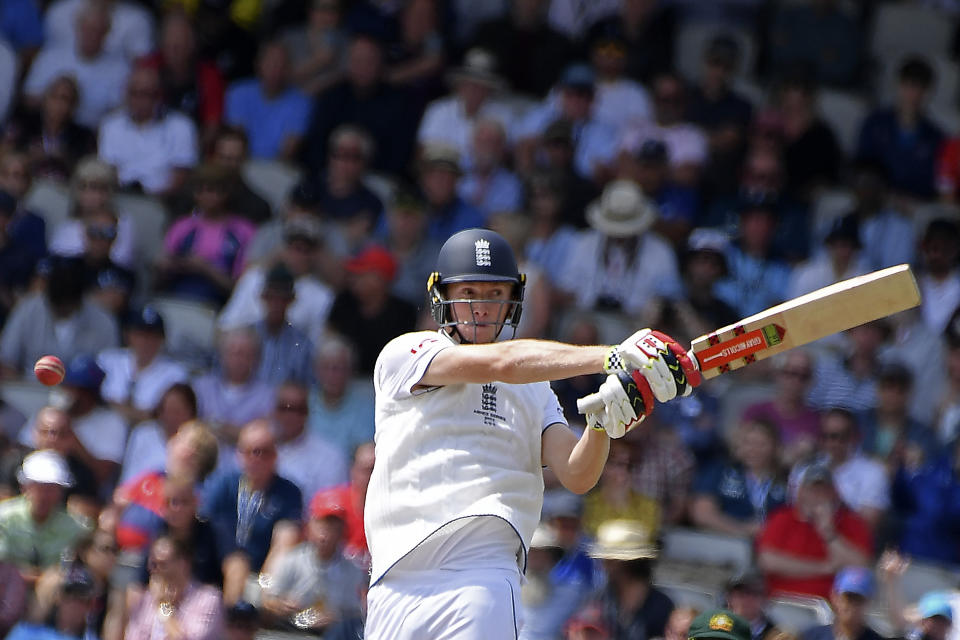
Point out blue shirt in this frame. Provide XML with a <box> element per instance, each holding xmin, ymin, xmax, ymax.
<box><xmin>694</xmin><ymin>461</ymin><xmax>788</xmax><ymax>523</ymax></box>
<box><xmin>0</xmin><ymin>0</ymin><xmax>42</xmax><ymax>51</ymax></box>
<box><xmin>458</xmin><ymin>168</ymin><xmax>524</xmax><ymax>217</ymax></box>
<box><xmin>6</xmin><ymin>623</ymin><xmax>98</xmax><ymax>640</ymax></box>
<box><xmin>425</xmin><ymin>197</ymin><xmax>487</xmax><ymax>242</ymax></box>
<box><xmin>255</xmin><ymin>320</ymin><xmax>314</xmax><ymax>386</ymax></box>
<box><xmin>307</xmin><ymin>382</ymin><xmax>375</xmax><ymax>460</ymax></box>
<box><xmin>200</xmin><ymin>471</ymin><xmax>302</xmax><ymax>571</ymax></box>
<box><xmin>521</xmin><ymin>545</ymin><xmax>597</xmax><ymax>640</ymax></box>
<box><xmin>857</xmin><ymin>107</ymin><xmax>943</xmax><ymax>198</ymax></box>
<box><xmin>892</xmin><ymin>455</ymin><xmax>960</xmax><ymax>565</ymax></box>
<box><xmin>516</xmin><ymin>104</ymin><xmax>618</xmax><ymax>179</ymax></box>
<box><xmin>225</xmin><ymin>80</ymin><xmax>311</xmax><ymax>159</ymax></box>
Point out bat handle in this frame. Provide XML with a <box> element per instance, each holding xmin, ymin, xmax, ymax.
<box><xmin>577</xmin><ymin>393</ymin><xmax>604</xmax><ymax>415</ymax></box>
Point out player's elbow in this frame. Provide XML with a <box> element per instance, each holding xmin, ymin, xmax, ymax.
<box><xmin>562</xmin><ymin>474</ymin><xmax>600</xmax><ymax>495</ymax></box>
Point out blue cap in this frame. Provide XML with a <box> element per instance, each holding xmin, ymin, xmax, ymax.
<box><xmin>919</xmin><ymin>592</ymin><xmax>953</xmax><ymax>621</ymax></box>
<box><xmin>560</xmin><ymin>64</ymin><xmax>595</xmax><ymax>90</ymax></box>
<box><xmin>63</xmin><ymin>355</ymin><xmax>105</xmax><ymax>390</ymax></box>
<box><xmin>833</xmin><ymin>567</ymin><xmax>874</xmax><ymax>598</ymax></box>
<box><xmin>126</xmin><ymin>305</ymin><xmax>165</xmax><ymax>333</ymax></box>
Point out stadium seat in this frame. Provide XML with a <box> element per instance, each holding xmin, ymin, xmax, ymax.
<box><xmin>886</xmin><ymin>561</ymin><xmax>960</xmax><ymax>604</ymax></box>
<box><xmin>766</xmin><ymin>595</ymin><xmax>833</xmax><ymax>633</ymax></box>
<box><xmin>0</xmin><ymin>380</ymin><xmax>52</xmax><ymax>418</ymax></box>
<box><xmin>817</xmin><ymin>90</ymin><xmax>868</xmax><ymax>157</ymax></box>
<box><xmin>0</xmin><ymin>39</ymin><xmax>16</xmax><ymax>124</ymax></box>
<box><xmin>660</xmin><ymin>527</ymin><xmax>754</xmax><ymax>573</ymax></box>
<box><xmin>675</xmin><ymin>23</ymin><xmax>757</xmax><ymax>84</ymax></box>
<box><xmin>23</xmin><ymin>179</ymin><xmax>71</xmax><ymax>241</ymax></box>
<box><xmin>148</xmin><ymin>297</ymin><xmax>218</xmax><ymax>372</ymax></box>
<box><xmin>870</xmin><ymin>4</ymin><xmax>955</xmax><ymax>63</ymax></box>
<box><xmin>654</xmin><ymin>581</ymin><xmax>719</xmax><ymax>611</ymax></box>
<box><xmin>241</xmin><ymin>159</ymin><xmax>302</xmax><ymax>216</ymax></box>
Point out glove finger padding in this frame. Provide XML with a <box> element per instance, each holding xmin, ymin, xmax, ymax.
<box><xmin>596</xmin><ymin>370</ymin><xmax>653</xmax><ymax>438</ymax></box>
<box><xmin>649</xmin><ymin>330</ymin><xmax>703</xmax><ymax>394</ymax></box>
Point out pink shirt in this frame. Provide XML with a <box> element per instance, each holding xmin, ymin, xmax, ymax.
<box><xmin>163</xmin><ymin>213</ymin><xmax>256</xmax><ymax>279</ymax></box>
<box><xmin>742</xmin><ymin>400</ymin><xmax>821</xmax><ymax>446</ymax></box>
<box><xmin>124</xmin><ymin>583</ymin><xmax>225</xmax><ymax>640</ymax></box>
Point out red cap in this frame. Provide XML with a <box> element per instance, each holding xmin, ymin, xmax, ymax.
<box><xmin>566</xmin><ymin>605</ymin><xmax>610</xmax><ymax>637</ymax></box>
<box><xmin>345</xmin><ymin>246</ymin><xmax>397</xmax><ymax>282</ymax></box>
<box><xmin>310</xmin><ymin>489</ymin><xmax>347</xmax><ymax>521</ymax></box>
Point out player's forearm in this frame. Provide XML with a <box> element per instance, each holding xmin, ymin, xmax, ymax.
<box><xmin>438</xmin><ymin>340</ymin><xmax>608</xmax><ymax>385</ymax></box>
<box><xmin>558</xmin><ymin>428</ymin><xmax>609</xmax><ymax>495</ymax></box>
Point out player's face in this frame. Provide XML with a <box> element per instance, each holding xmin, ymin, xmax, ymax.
<box><xmin>446</xmin><ymin>281</ymin><xmax>512</xmax><ymax>344</ymax></box>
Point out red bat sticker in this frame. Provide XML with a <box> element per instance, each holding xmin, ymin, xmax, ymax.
<box><xmin>696</xmin><ymin>324</ymin><xmax>786</xmax><ymax>371</ymax></box>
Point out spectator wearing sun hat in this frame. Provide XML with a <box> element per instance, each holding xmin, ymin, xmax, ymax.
<box><xmin>0</xmin><ymin>450</ymin><xmax>90</xmax><ymax>581</ymax></box>
<box><xmin>327</xmin><ymin>245</ymin><xmax>417</xmax><ymax>374</ymax></box>
<box><xmin>262</xmin><ymin>491</ymin><xmax>365</xmax><ymax>634</ymax></box>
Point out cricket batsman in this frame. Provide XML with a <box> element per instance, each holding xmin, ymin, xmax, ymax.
<box><xmin>364</xmin><ymin>228</ymin><xmax>701</xmax><ymax>638</ymax></box>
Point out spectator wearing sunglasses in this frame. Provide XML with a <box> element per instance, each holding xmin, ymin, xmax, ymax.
<box><xmin>273</xmin><ymin>382</ymin><xmax>347</xmax><ymax>510</ymax></box>
<box><xmin>201</xmin><ymin>420</ymin><xmax>302</xmax><ymax>605</ymax></box>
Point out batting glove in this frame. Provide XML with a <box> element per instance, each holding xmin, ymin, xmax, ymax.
<box><xmin>587</xmin><ymin>370</ymin><xmax>655</xmax><ymax>438</ymax></box>
<box><xmin>604</xmin><ymin>329</ymin><xmax>702</xmax><ymax>402</ymax></box>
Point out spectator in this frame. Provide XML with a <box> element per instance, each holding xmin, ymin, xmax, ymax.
<box><xmin>1</xmin><ymin>76</ymin><xmax>96</xmax><ymax>181</ymax></box>
<box><xmin>24</xmin><ymin>1</ymin><xmax>130</xmax><ymax>128</ymax></box>
<box><xmin>858</xmin><ymin>363</ymin><xmax>934</xmax><ymax>468</ymax></box>
<box><xmin>98</xmin><ymin>306</ymin><xmax>189</xmax><ymax>426</ymax></box>
<box><xmin>118</xmin><ymin>383</ymin><xmax>198</xmax><ymax>486</ymax></box>
<box><xmin>138</xmin><ymin>10</ymin><xmax>226</xmax><ymax>139</ymax></box>
<box><xmin>44</xmin><ymin>0</ymin><xmax>153</xmax><ymax>62</ymax></box>
<box><xmin>297</xmin><ymin>124</ymin><xmax>384</xmax><ymax>250</ymax></box>
<box><xmin>801</xmin><ymin>568</ymin><xmax>883</xmax><ymax>640</ymax></box>
<box><xmin>0</xmin><ymin>556</ymin><xmax>25</xmax><ymax>637</ymax></box>
<box><xmin>769</xmin><ymin>0</ymin><xmax>862</xmax><ymax>88</ymax></box>
<box><xmin>282</xmin><ymin>0</ymin><xmax>347</xmax><ymax>95</ymax></box>
<box><xmin>302</xmin><ymin>33</ymin><xmax>419</xmax><ymax>176</ymax></box>
<box><xmin>690</xmin><ymin>418</ymin><xmax>788</xmax><ymax>537</ymax></box>
<box><xmin>225</xmin><ymin>40</ymin><xmax>311</xmax><ymax>161</ymax></box>
<box><xmin>0</xmin><ymin>381</ymin><xmax>25</xmax><ymax>452</ymax></box>
<box><xmin>472</xmin><ymin>0</ymin><xmax>574</xmax><ymax>97</ymax></box>
<box><xmin>937</xmin><ymin>329</ymin><xmax>960</xmax><ymax>445</ymax></box>
<box><xmin>0</xmin><ymin>0</ymin><xmax>42</xmax><ymax>56</ymax></box>
<box><xmin>918</xmin><ymin>219</ymin><xmax>960</xmax><ymax>334</ymax></box>
<box><xmin>327</xmin><ymin>245</ymin><xmax>419</xmax><ymax>374</ymax></box>
<box><xmin>384</xmin><ymin>0</ymin><xmax>446</xmax><ymax>109</ymax></box>
<box><xmin>686</xmin><ymin>609</ymin><xmax>752</xmax><ymax>640</ymax></box>
<box><xmin>307</xmin><ymin>338</ymin><xmax>375</xmax><ymax>460</ymax></box>
<box><xmin>374</xmin><ymin>188</ymin><xmax>442</xmax><ymax>308</ymax></box>
<box><xmin>0</xmin><ymin>407</ymin><xmax>98</xmax><ymax>517</ymax></box>
<box><xmin>617</xmin><ymin>138</ymin><xmax>697</xmax><ymax>247</ymax></box>
<box><xmin>557</xmin><ymin>180</ymin><xmax>681</xmax><ymax>317</ymax></box>
<box><xmin>687</xmin><ymin>36</ymin><xmax>754</xmax><ymax>198</ymax></box>
<box><xmin>49</xmin><ymin>157</ymin><xmax>136</xmax><ymax>270</ymax></box>
<box><xmin>585</xmin><ymin>0</ymin><xmax>674</xmax><ymax>85</ymax></box>
<box><xmin>308</xmin><ymin>440</ymin><xmax>375</xmax><ymax>560</ymax></box>
<box><xmin>0</xmin><ymin>450</ymin><xmax>90</xmax><ymax>583</ymax></box>
<box><xmin>219</xmin><ymin>217</ymin><xmax>333</xmax><ymax>345</ymax></box>
<box><xmin>525</xmin><ymin>171</ymin><xmax>582</xmax><ymax>283</ymax></box>
<box><xmin>0</xmin><ymin>192</ymin><xmax>37</xmax><ymax>324</ymax></box>
<box><xmin>72</xmin><ymin>208</ymin><xmax>137</xmax><ymax>318</ymax></box>
<box><xmin>890</xmin><ymin>436</ymin><xmax>960</xmax><ymax>565</ymax></box>
<box><xmin>724</xmin><ymin>571</ymin><xmax>782</xmax><ymax>640</ymax></box>
<box><xmin>742</xmin><ymin>350</ymin><xmax>821</xmax><ymax>463</ymax></box>
<box><xmin>757</xmin><ymin>464</ymin><xmax>871</xmax><ymax>599</ymax></box>
<box><xmin>201</xmin><ymin>420</ymin><xmax>302</xmax><ymax>605</ymax></box>
<box><xmin>20</xmin><ymin>355</ymin><xmax>127</xmax><ymax>486</ymax></box>
<box><xmin>253</xmin><ymin>265</ymin><xmax>314</xmax><ymax>386</ymax></box>
<box><xmin>488</xmin><ymin>211</ymin><xmax>552</xmax><ymax>339</ymax></box>
<box><xmin>565</xmin><ymin>604</ymin><xmax>611</xmax><ymax>640</ymax></box>
<box><xmin>856</xmin><ymin>56</ymin><xmax>943</xmax><ymax>199</ymax></box>
<box><xmin>124</xmin><ymin>536</ymin><xmax>225</xmax><ymax>640</ymax></box>
<box><xmin>839</xmin><ymin>161</ymin><xmax>915</xmax><ymax>271</ymax></box>
<box><xmin>0</xmin><ymin>151</ymin><xmax>46</xmax><ymax>280</ymax></box>
<box><xmin>158</xmin><ymin>164</ymin><xmax>257</xmax><ymax>306</ymax></box>
<box><xmin>0</xmin><ymin>257</ymin><xmax>119</xmax><ymax>378</ymax></box>
<box><xmin>629</xmin><ymin>415</ymin><xmax>695</xmax><ymax>528</ymax></box>
<box><xmin>458</xmin><ymin>118</ymin><xmax>524</xmax><ymax>216</ymax></box>
<box><xmin>6</xmin><ymin>565</ymin><xmax>99</xmax><ymax>640</ymax></box>
<box><xmin>715</xmin><ymin>192</ymin><xmax>792</xmax><ymax>317</ymax></box>
<box><xmin>583</xmin><ymin>519</ymin><xmax>674</xmax><ymax>640</ymax></box>
<box><xmin>417</xmin><ymin>47</ymin><xmax>513</xmax><ymax>161</ymax></box>
<box><xmin>516</xmin><ymin>64</ymin><xmax>619</xmax><ymax>182</ymax></box>
<box><xmin>788</xmin><ymin>215</ymin><xmax>869</xmax><ymax>299</ymax></box>
<box><xmin>207</xmin><ymin>126</ymin><xmax>272</xmax><ymax>223</ymax></box>
<box><xmin>114</xmin><ymin>420</ymin><xmax>219</xmax><ymax>553</ymax></box>
<box><xmin>541</xmin><ymin>493</ymin><xmax>600</xmax><ymax>619</ymax></box>
<box><xmin>417</xmin><ymin>144</ymin><xmax>487</xmax><ymax>241</ymax></box>
<box><xmin>529</xmin><ymin>121</ymin><xmax>600</xmax><ymax>228</ymax></box>
<box><xmin>225</xmin><ymin>601</ymin><xmax>261</xmax><ymax>640</ymax></box>
<box><xmin>589</xmin><ymin>34</ymin><xmax>653</xmax><ymax>131</ymax></box>
<box><xmin>670</xmin><ymin>228</ymin><xmax>739</xmax><ymax>341</ymax></box>
<box><xmin>98</xmin><ymin>66</ymin><xmax>199</xmax><ymax>196</ymax></box>
<box><xmin>520</xmin><ymin>523</ymin><xmax>590</xmax><ymax>640</ymax></box>
<box><xmin>807</xmin><ymin>321</ymin><xmax>888</xmax><ymax>413</ymax></box>
<box><xmin>262</xmin><ymin>492</ymin><xmax>365</xmax><ymax>635</ymax></box>
<box><xmin>620</xmin><ymin>72</ymin><xmax>708</xmax><ymax>187</ymax></box>
<box><xmin>193</xmin><ymin>327</ymin><xmax>275</xmax><ymax>445</ymax></box>
<box><xmin>273</xmin><ymin>381</ymin><xmax>348</xmax><ymax>505</ymax></box>
<box><xmin>581</xmin><ymin>444</ymin><xmax>652</xmax><ymax>538</ymax></box>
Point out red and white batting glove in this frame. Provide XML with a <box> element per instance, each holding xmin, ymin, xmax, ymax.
<box><xmin>587</xmin><ymin>369</ymin><xmax>656</xmax><ymax>438</ymax></box>
<box><xmin>604</xmin><ymin>329</ymin><xmax>702</xmax><ymax>403</ymax></box>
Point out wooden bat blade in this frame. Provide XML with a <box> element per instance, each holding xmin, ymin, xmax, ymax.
<box><xmin>691</xmin><ymin>263</ymin><xmax>921</xmax><ymax>379</ymax></box>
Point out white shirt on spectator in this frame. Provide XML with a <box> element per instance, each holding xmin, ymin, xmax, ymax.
<box><xmin>218</xmin><ymin>266</ymin><xmax>334</xmax><ymax>345</ymax></box>
<box><xmin>593</xmin><ymin>79</ymin><xmax>653</xmax><ymax>132</ymax></box>
<box><xmin>833</xmin><ymin>454</ymin><xmax>890</xmax><ymax>512</ymax></box>
<box><xmin>417</xmin><ymin>95</ymin><xmax>515</xmax><ymax>162</ymax></box>
<box><xmin>787</xmin><ymin>254</ymin><xmax>870</xmax><ymax>300</ymax></box>
<box><xmin>96</xmin><ymin>348</ymin><xmax>189</xmax><ymax>412</ymax></box>
<box><xmin>515</xmin><ymin>103</ymin><xmax>619</xmax><ymax>180</ymax></box>
<box><xmin>49</xmin><ymin>214</ymin><xmax>137</xmax><ymax>268</ymax></box>
<box><xmin>118</xmin><ymin>419</ymin><xmax>167</xmax><ymax>486</ymax></box>
<box><xmin>276</xmin><ymin>431</ymin><xmax>349</xmax><ymax>509</ymax></box>
<box><xmin>23</xmin><ymin>46</ymin><xmax>129</xmax><ymax>128</ymax></box>
<box><xmin>547</xmin><ymin>0</ymin><xmax>618</xmax><ymax>39</ymax></box>
<box><xmin>20</xmin><ymin>406</ymin><xmax>128</xmax><ymax>463</ymax></box>
<box><xmin>44</xmin><ymin>0</ymin><xmax>154</xmax><ymax>61</ymax></box>
<box><xmin>621</xmin><ymin>121</ymin><xmax>709</xmax><ymax>169</ymax></box>
<box><xmin>920</xmin><ymin>271</ymin><xmax>960</xmax><ymax>334</ymax></box>
<box><xmin>98</xmin><ymin>109</ymin><xmax>198</xmax><ymax>194</ymax></box>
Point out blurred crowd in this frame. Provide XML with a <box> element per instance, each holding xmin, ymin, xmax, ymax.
<box><xmin>2</xmin><ymin>0</ymin><xmax>960</xmax><ymax>638</ymax></box>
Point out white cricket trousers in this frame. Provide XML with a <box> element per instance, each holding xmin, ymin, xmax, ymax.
<box><xmin>364</xmin><ymin>567</ymin><xmax>523</xmax><ymax>639</ymax></box>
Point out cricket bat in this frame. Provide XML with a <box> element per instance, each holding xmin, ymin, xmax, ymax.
<box><xmin>577</xmin><ymin>263</ymin><xmax>922</xmax><ymax>414</ymax></box>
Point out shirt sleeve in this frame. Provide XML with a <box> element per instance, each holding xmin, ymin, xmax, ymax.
<box><xmin>538</xmin><ymin>382</ymin><xmax>568</xmax><ymax>432</ymax></box>
<box><xmin>374</xmin><ymin>332</ymin><xmax>453</xmax><ymax>400</ymax></box>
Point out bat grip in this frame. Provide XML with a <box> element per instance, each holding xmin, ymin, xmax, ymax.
<box><xmin>577</xmin><ymin>393</ymin><xmax>604</xmax><ymax>415</ymax></box>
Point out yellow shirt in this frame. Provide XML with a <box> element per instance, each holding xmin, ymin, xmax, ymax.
<box><xmin>583</xmin><ymin>491</ymin><xmax>661</xmax><ymax>538</ymax></box>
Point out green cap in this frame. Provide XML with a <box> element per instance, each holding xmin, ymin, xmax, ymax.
<box><xmin>688</xmin><ymin>609</ymin><xmax>751</xmax><ymax>640</ymax></box>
